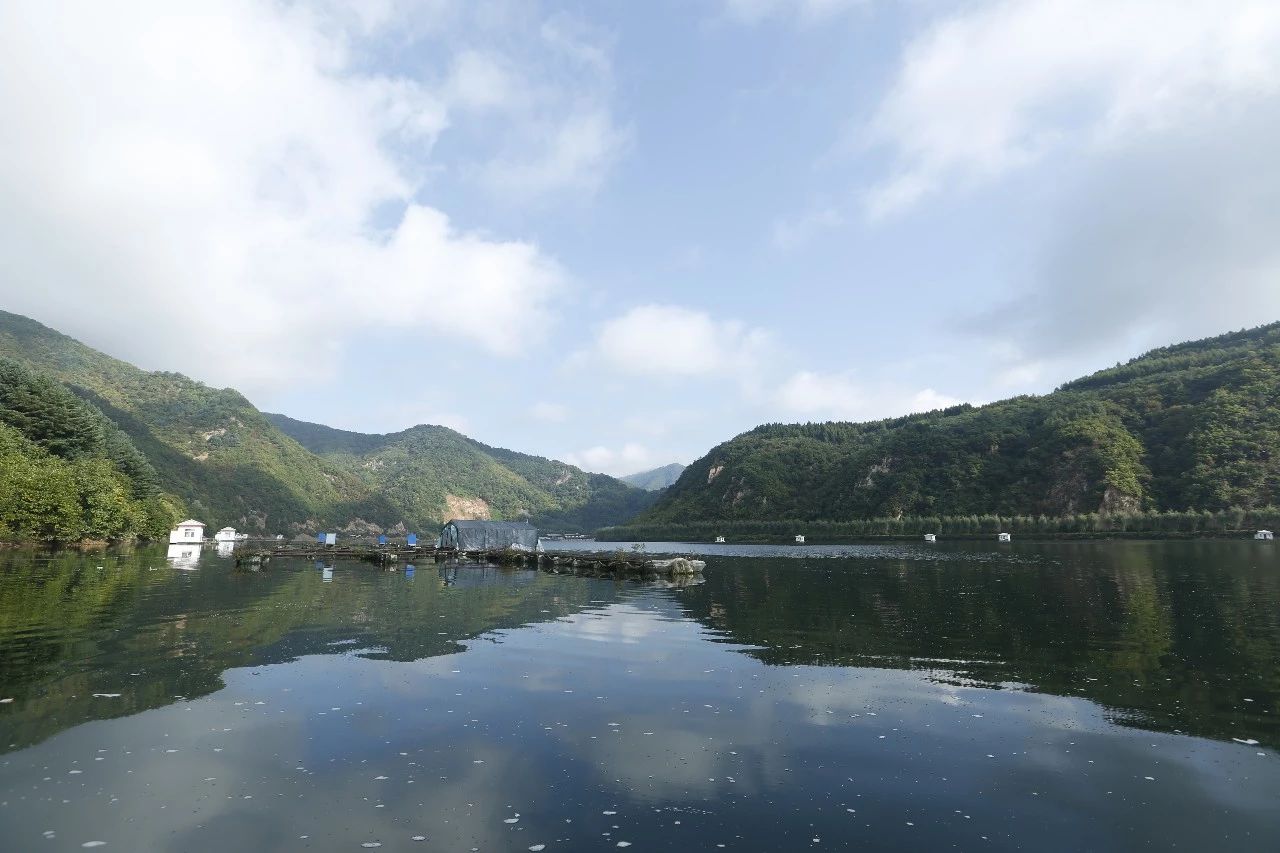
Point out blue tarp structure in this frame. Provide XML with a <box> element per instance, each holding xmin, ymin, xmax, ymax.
<box><xmin>377</xmin><ymin>534</ymin><xmax>387</xmax><ymax>546</ymax></box>
<box><xmin>316</xmin><ymin>533</ymin><xmax>325</xmax><ymax>543</ymax></box>
<box><xmin>406</xmin><ymin>534</ymin><xmax>418</xmax><ymax>547</ymax></box>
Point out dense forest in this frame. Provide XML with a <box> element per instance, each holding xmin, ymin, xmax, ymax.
<box><xmin>0</xmin><ymin>359</ymin><xmax>177</xmax><ymax>541</ymax></box>
<box><xmin>625</xmin><ymin>322</ymin><xmax>1280</xmax><ymax>535</ymax></box>
<box><xmin>0</xmin><ymin>311</ymin><xmax>652</xmax><ymax>537</ymax></box>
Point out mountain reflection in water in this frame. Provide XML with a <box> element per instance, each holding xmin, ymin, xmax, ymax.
<box><xmin>0</xmin><ymin>540</ymin><xmax>1276</xmax><ymax>851</ymax></box>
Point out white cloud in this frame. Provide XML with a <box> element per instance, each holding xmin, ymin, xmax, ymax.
<box><xmin>531</xmin><ymin>401</ymin><xmax>569</xmax><ymax>423</ymax></box>
<box><xmin>475</xmin><ymin>12</ymin><xmax>629</xmax><ymax>201</ymax></box>
<box><xmin>564</xmin><ymin>443</ymin><xmax>667</xmax><ymax>477</ymax></box>
<box><xmin>445</xmin><ymin>50</ymin><xmax>520</xmax><ymax>113</ymax></box>
<box><xmin>0</xmin><ymin>0</ymin><xmax>620</xmax><ymax>392</ymax></box>
<box><xmin>721</xmin><ymin>0</ymin><xmax>866</xmax><ymax>25</ymax></box>
<box><xmin>480</xmin><ymin>108</ymin><xmax>629</xmax><ymax>200</ymax></box>
<box><xmin>592</xmin><ymin>305</ymin><xmax>773</xmax><ymax>379</ymax></box>
<box><xmin>977</xmin><ymin>104</ymin><xmax>1280</xmax><ymax>366</ymax></box>
<box><xmin>771</xmin><ymin>206</ymin><xmax>849</xmax><ymax>250</ymax></box>
<box><xmin>867</xmin><ymin>0</ymin><xmax>1280</xmax><ymax>217</ymax></box>
<box><xmin>776</xmin><ymin>370</ymin><xmax>961</xmax><ymax>421</ymax></box>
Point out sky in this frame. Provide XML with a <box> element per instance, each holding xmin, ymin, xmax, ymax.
<box><xmin>2</xmin><ymin>0</ymin><xmax>1279</xmax><ymax>476</ymax></box>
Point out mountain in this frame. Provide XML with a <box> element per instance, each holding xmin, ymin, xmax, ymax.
<box><xmin>632</xmin><ymin>323</ymin><xmax>1280</xmax><ymax>531</ymax></box>
<box><xmin>264</xmin><ymin>413</ymin><xmax>658</xmax><ymax>532</ymax></box>
<box><xmin>0</xmin><ymin>310</ymin><xmax>373</xmax><ymax>533</ymax></box>
<box><xmin>0</xmin><ymin>311</ymin><xmax>654</xmax><ymax>535</ymax></box>
<box><xmin>621</xmin><ymin>463</ymin><xmax>686</xmax><ymax>491</ymax></box>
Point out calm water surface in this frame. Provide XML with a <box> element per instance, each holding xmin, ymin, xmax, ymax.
<box><xmin>0</xmin><ymin>540</ymin><xmax>1277</xmax><ymax>851</ymax></box>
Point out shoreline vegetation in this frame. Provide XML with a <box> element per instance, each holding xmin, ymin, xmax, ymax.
<box><xmin>598</xmin><ymin>506</ymin><xmax>1280</xmax><ymax>543</ymax></box>
<box><xmin>0</xmin><ymin>359</ymin><xmax>179</xmax><ymax>544</ymax></box>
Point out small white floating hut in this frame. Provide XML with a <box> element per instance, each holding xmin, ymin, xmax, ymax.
<box><xmin>169</xmin><ymin>519</ymin><xmax>205</xmax><ymax>544</ymax></box>
<box><xmin>715</xmin><ymin>535</ymin><xmax>726</xmax><ymax>543</ymax></box>
<box><xmin>924</xmin><ymin>533</ymin><xmax>937</xmax><ymax>542</ymax></box>
<box><xmin>1256</xmin><ymin>530</ymin><xmax>1274</xmax><ymax>540</ymax></box>
<box><xmin>997</xmin><ymin>532</ymin><xmax>1012</xmax><ymax>542</ymax></box>
<box><xmin>213</xmin><ymin>527</ymin><xmax>239</xmax><ymax>543</ymax></box>
<box><xmin>794</xmin><ymin>534</ymin><xmax>806</xmax><ymax>544</ymax></box>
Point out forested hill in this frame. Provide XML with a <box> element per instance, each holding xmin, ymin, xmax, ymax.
<box><xmin>0</xmin><ymin>310</ymin><xmax>653</xmax><ymax>536</ymax></box>
<box><xmin>264</xmin><ymin>413</ymin><xmax>658</xmax><ymax>532</ymax></box>
<box><xmin>635</xmin><ymin>322</ymin><xmax>1280</xmax><ymax>528</ymax></box>
<box><xmin>0</xmin><ymin>359</ymin><xmax>177</xmax><ymax>541</ymax></box>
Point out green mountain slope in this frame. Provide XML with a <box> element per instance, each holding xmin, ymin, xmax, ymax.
<box><xmin>621</xmin><ymin>463</ymin><xmax>686</xmax><ymax>491</ymax></box>
<box><xmin>0</xmin><ymin>359</ymin><xmax>177</xmax><ymax>540</ymax></box>
<box><xmin>636</xmin><ymin>323</ymin><xmax>1280</xmax><ymax>528</ymax></box>
<box><xmin>0</xmin><ymin>311</ymin><xmax>374</xmax><ymax>532</ymax></box>
<box><xmin>0</xmin><ymin>310</ymin><xmax>654</xmax><ymax>534</ymax></box>
<box><xmin>264</xmin><ymin>413</ymin><xmax>658</xmax><ymax>532</ymax></box>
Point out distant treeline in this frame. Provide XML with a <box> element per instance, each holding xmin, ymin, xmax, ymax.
<box><xmin>0</xmin><ymin>359</ymin><xmax>179</xmax><ymax>542</ymax></box>
<box><xmin>598</xmin><ymin>506</ymin><xmax>1280</xmax><ymax>542</ymax></box>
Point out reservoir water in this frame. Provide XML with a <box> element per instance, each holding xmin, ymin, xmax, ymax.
<box><xmin>0</xmin><ymin>540</ymin><xmax>1276</xmax><ymax>851</ymax></box>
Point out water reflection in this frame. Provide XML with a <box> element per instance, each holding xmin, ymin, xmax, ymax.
<box><xmin>0</xmin><ymin>542</ymin><xmax>1276</xmax><ymax>851</ymax></box>
<box><xmin>165</xmin><ymin>542</ymin><xmax>202</xmax><ymax>569</ymax></box>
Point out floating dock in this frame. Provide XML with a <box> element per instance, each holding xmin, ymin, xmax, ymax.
<box><xmin>234</xmin><ymin>544</ymin><xmax>704</xmax><ymax>579</ymax></box>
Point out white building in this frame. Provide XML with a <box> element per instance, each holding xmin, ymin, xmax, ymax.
<box><xmin>998</xmin><ymin>532</ymin><xmax>1012</xmax><ymax>542</ymax></box>
<box><xmin>715</xmin><ymin>536</ymin><xmax>726</xmax><ymax>543</ymax></box>
<box><xmin>1256</xmin><ymin>530</ymin><xmax>1274</xmax><ymax>540</ymax></box>
<box><xmin>924</xmin><ymin>533</ymin><xmax>937</xmax><ymax>542</ymax></box>
<box><xmin>214</xmin><ymin>527</ymin><xmax>240</xmax><ymax>543</ymax></box>
<box><xmin>169</xmin><ymin>519</ymin><xmax>205</xmax><ymax>544</ymax></box>
<box><xmin>795</xmin><ymin>534</ymin><xmax>806</xmax><ymax>544</ymax></box>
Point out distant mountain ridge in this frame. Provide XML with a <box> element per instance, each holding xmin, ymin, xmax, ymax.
<box><xmin>621</xmin><ymin>463</ymin><xmax>686</xmax><ymax>491</ymax></box>
<box><xmin>264</xmin><ymin>412</ymin><xmax>658</xmax><ymax>532</ymax></box>
<box><xmin>0</xmin><ymin>310</ymin><xmax>654</xmax><ymax>534</ymax></box>
<box><xmin>634</xmin><ymin>322</ymin><xmax>1280</xmax><ymax>528</ymax></box>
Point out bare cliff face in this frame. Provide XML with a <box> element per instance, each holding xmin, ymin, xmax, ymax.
<box><xmin>445</xmin><ymin>494</ymin><xmax>491</xmax><ymax>521</ymax></box>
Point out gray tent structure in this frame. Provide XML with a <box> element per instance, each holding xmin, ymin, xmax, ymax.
<box><xmin>438</xmin><ymin>520</ymin><xmax>539</xmax><ymax>551</ymax></box>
